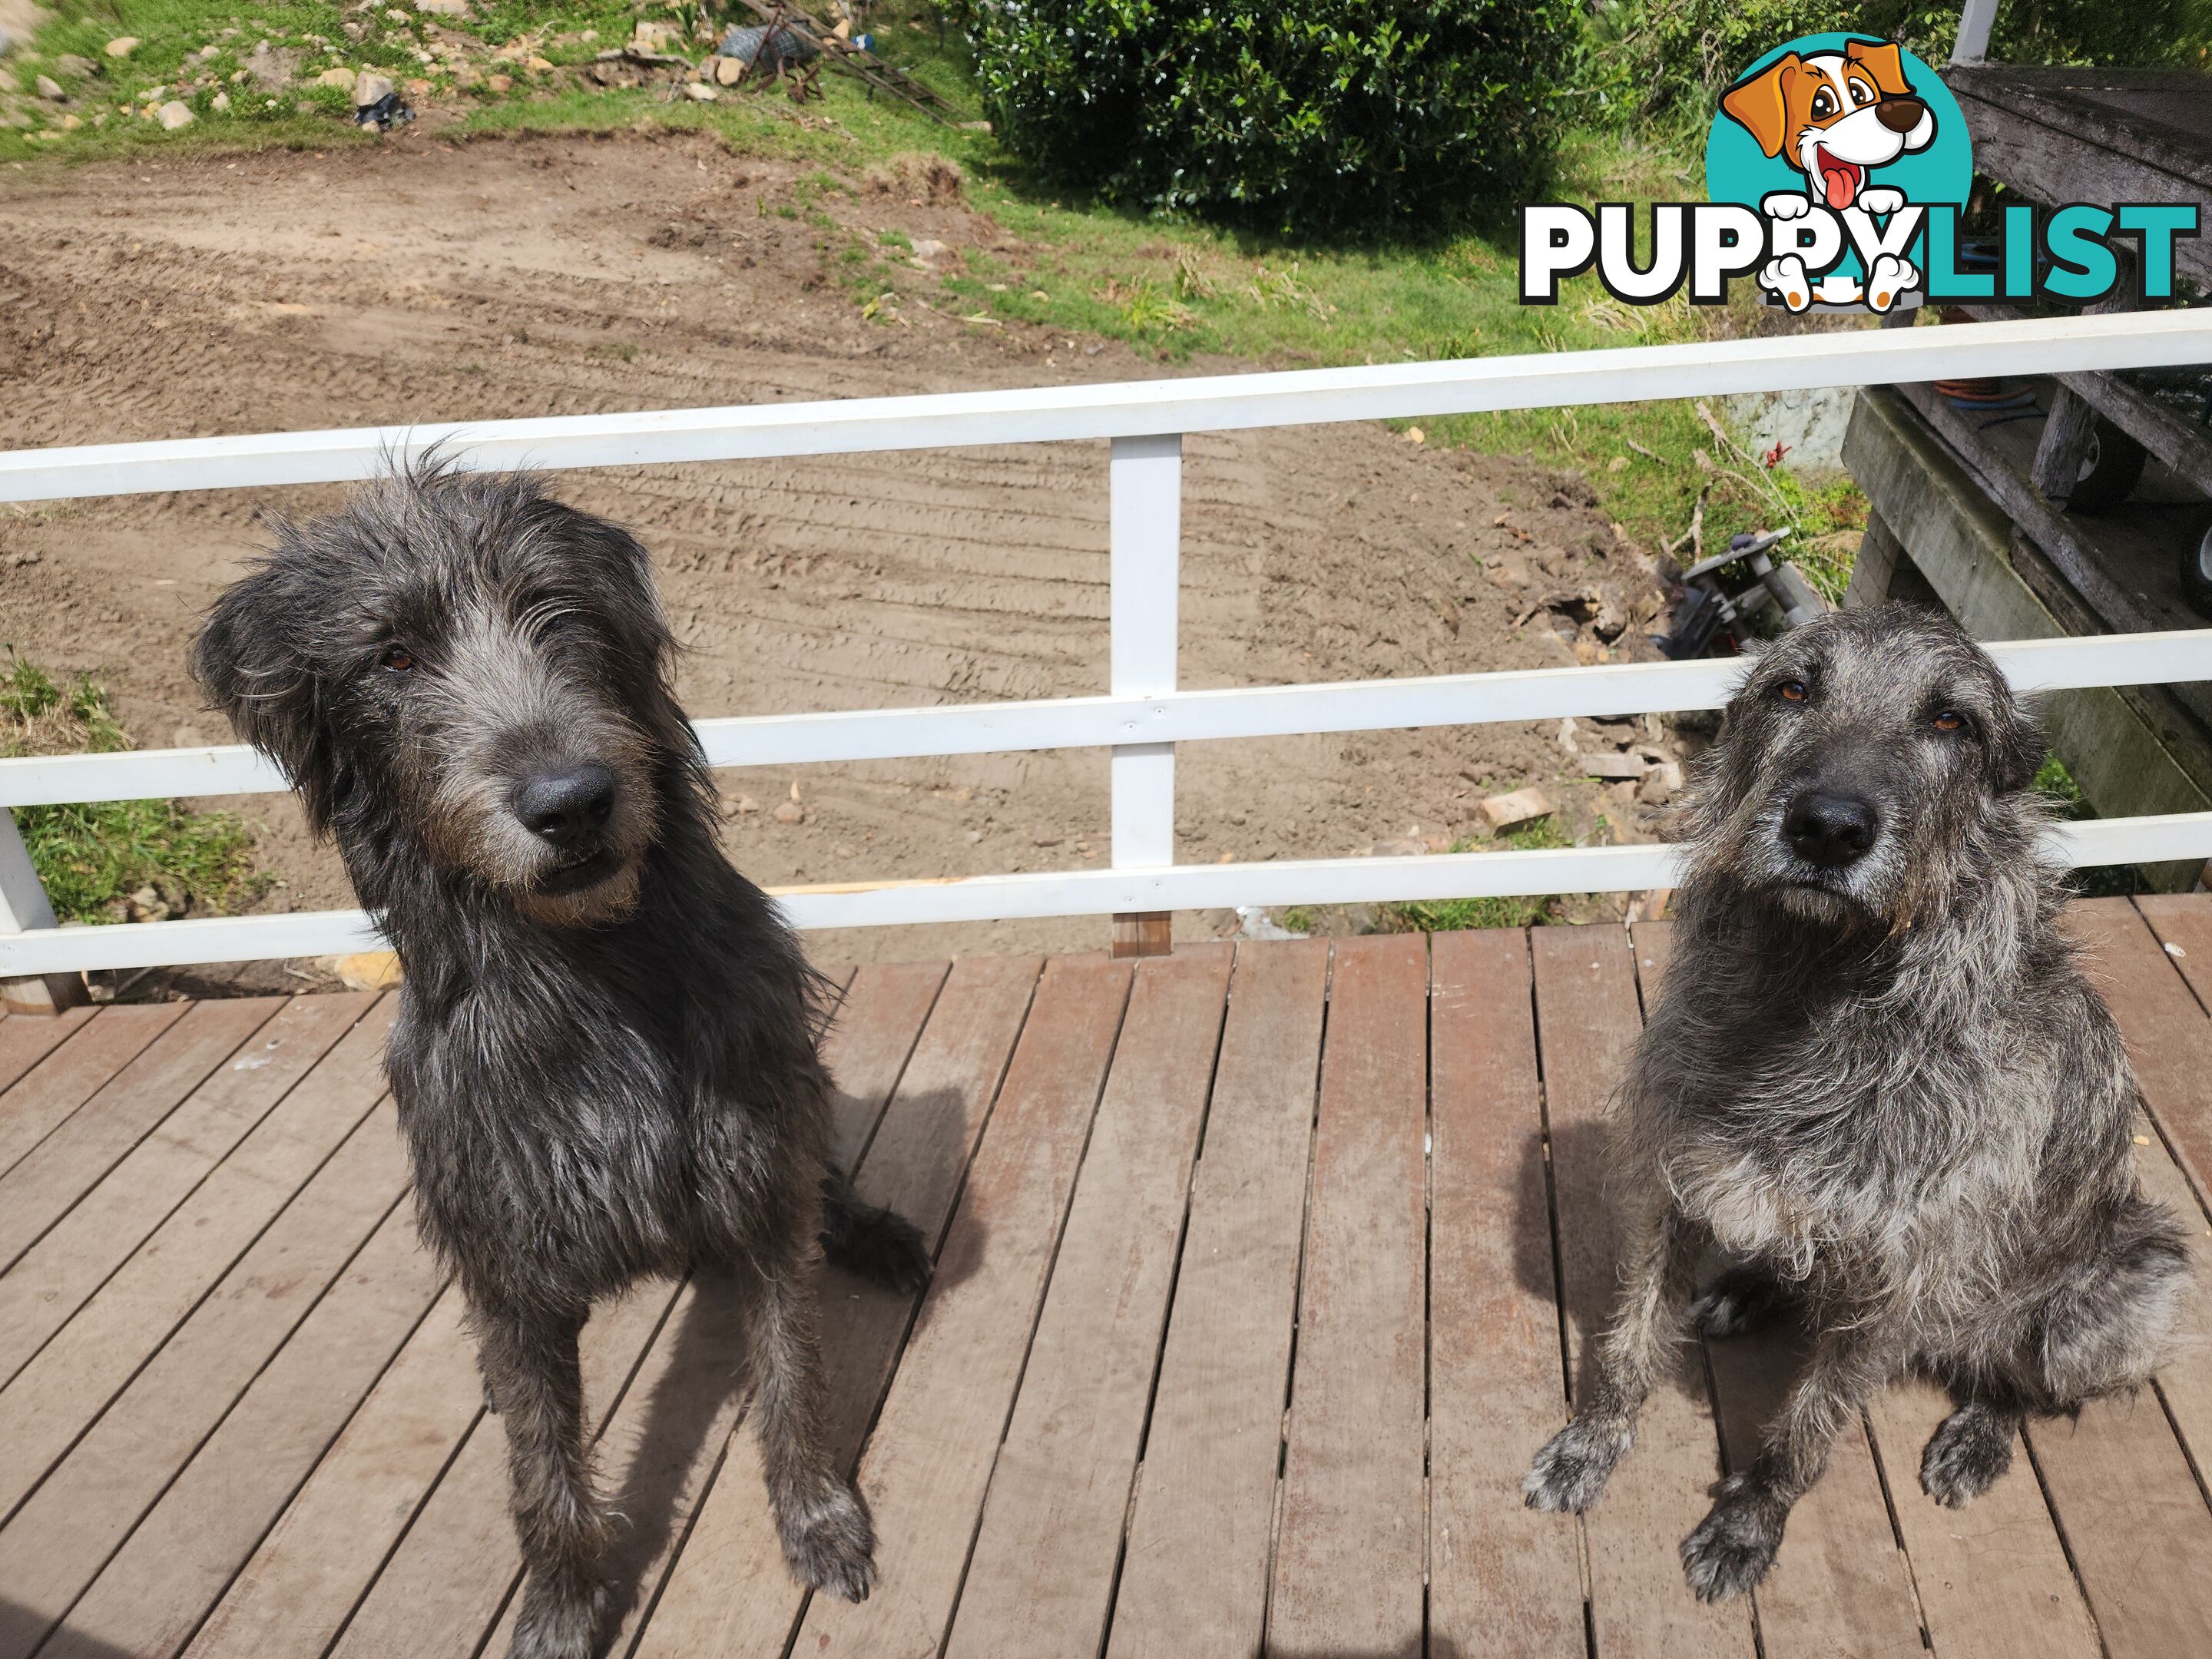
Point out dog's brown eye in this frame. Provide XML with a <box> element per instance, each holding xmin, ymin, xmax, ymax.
<box><xmin>1932</xmin><ymin>710</ymin><xmax>1965</xmax><ymax>733</ymax></box>
<box><xmin>1778</xmin><ymin>680</ymin><xmax>1808</xmax><ymax>704</ymax></box>
<box><xmin>379</xmin><ymin>644</ymin><xmax>416</xmax><ymax>674</ymax></box>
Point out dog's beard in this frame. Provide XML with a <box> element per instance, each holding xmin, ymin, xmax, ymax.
<box><xmin>1702</xmin><ymin>796</ymin><xmax>1912</xmax><ymax>931</ymax></box>
<box><xmin>515</xmin><ymin>853</ymin><xmax>645</xmax><ymax>928</ymax></box>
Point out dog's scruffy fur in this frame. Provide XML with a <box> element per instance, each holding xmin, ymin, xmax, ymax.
<box><xmin>193</xmin><ymin>464</ymin><xmax>931</xmax><ymax>1658</ymax></box>
<box><xmin>1523</xmin><ymin>604</ymin><xmax>2190</xmax><ymax>1601</ymax></box>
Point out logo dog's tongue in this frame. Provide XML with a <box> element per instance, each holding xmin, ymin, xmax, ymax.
<box><xmin>1823</xmin><ymin>161</ymin><xmax>1857</xmax><ymax>209</ymax></box>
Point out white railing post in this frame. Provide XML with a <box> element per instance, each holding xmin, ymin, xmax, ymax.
<box><xmin>1952</xmin><ymin>0</ymin><xmax>1999</xmax><ymax>64</ymax></box>
<box><xmin>0</xmin><ymin>809</ymin><xmax>82</xmax><ymax>1015</ymax></box>
<box><xmin>1108</xmin><ymin>433</ymin><xmax>1182</xmax><ymax>957</ymax></box>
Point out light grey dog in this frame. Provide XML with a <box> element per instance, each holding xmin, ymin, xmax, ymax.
<box><xmin>1522</xmin><ymin>604</ymin><xmax>2190</xmax><ymax>1601</ymax></box>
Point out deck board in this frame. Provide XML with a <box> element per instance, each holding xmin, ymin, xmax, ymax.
<box><xmin>1267</xmin><ymin>934</ymin><xmax>1429</xmax><ymax>1659</ymax></box>
<box><xmin>945</xmin><ymin>945</ymin><xmax>1231</xmax><ymax>1659</ymax></box>
<box><xmin>9</xmin><ymin>902</ymin><xmax>2212</xmax><ymax>1659</ymax></box>
<box><xmin>1104</xmin><ymin>939</ymin><xmax>1328</xmax><ymax>1659</ymax></box>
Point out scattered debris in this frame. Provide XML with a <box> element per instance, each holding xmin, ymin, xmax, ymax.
<box><xmin>1637</xmin><ymin>761</ymin><xmax>1684</xmax><ymax>805</ymax></box>
<box><xmin>1583</xmin><ymin>752</ymin><xmax>1647</xmax><ymax>783</ymax></box>
<box><xmin>719</xmin><ymin>20</ymin><xmax>816</xmax><ymax>67</ymax></box>
<box><xmin>773</xmin><ymin>800</ymin><xmax>806</xmax><ymax>824</ymax></box>
<box><xmin>355</xmin><ymin>88</ymin><xmax>413</xmax><ymax>130</ymax></box>
<box><xmin>1479</xmin><ymin>788</ymin><xmax>1554</xmax><ymax>832</ymax></box>
<box><xmin>330</xmin><ymin>950</ymin><xmax>403</xmax><ymax>991</ymax></box>
<box><xmin>1235</xmin><ymin>906</ymin><xmax>1306</xmax><ymax>941</ymax></box>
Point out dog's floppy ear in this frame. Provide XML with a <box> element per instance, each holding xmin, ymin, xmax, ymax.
<box><xmin>1721</xmin><ymin>55</ymin><xmax>1797</xmax><ymax>159</ymax></box>
<box><xmin>192</xmin><ymin>556</ymin><xmax>345</xmax><ymax>833</ymax></box>
<box><xmin>1844</xmin><ymin>38</ymin><xmax>1912</xmax><ymax>98</ymax></box>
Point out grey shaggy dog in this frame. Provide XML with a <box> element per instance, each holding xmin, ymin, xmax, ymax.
<box><xmin>1522</xmin><ymin>604</ymin><xmax>2190</xmax><ymax>1601</ymax></box>
<box><xmin>193</xmin><ymin>464</ymin><xmax>931</xmax><ymax>1659</ymax></box>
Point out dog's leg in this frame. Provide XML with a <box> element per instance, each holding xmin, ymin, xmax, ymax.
<box><xmin>1920</xmin><ymin>1389</ymin><xmax>2024</xmax><ymax>1508</ymax></box>
<box><xmin>1524</xmin><ymin>1190</ymin><xmax>1701</xmax><ymax>1513</ymax></box>
<box><xmin>1680</xmin><ymin>1324</ymin><xmax>1895</xmax><ymax>1601</ymax></box>
<box><xmin>1689</xmin><ymin>1263</ymin><xmax>1792</xmax><ymax>1339</ymax></box>
<box><xmin>475</xmin><ymin>1303</ymin><xmax>606</xmax><ymax>1659</ymax></box>
<box><xmin>740</xmin><ymin>1247</ymin><xmax>879</xmax><ymax>1602</ymax></box>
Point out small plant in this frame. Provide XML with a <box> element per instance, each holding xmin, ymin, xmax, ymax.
<box><xmin>1100</xmin><ymin>276</ymin><xmax>1193</xmax><ymax>337</ymax></box>
<box><xmin>1390</xmin><ymin>816</ymin><xmax>1574</xmax><ymax>933</ymax></box>
<box><xmin>1</xmin><ymin>653</ymin><xmax>260</xmax><ymax>925</ymax></box>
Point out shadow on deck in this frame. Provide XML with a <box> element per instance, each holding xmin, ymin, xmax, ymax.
<box><xmin>2</xmin><ymin>897</ymin><xmax>2210</xmax><ymax>1658</ymax></box>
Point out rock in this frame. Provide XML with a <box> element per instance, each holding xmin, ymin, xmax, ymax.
<box><xmin>104</xmin><ymin>36</ymin><xmax>141</xmax><ymax>58</ymax></box>
<box><xmin>0</xmin><ymin>27</ymin><xmax>12</xmax><ymax>59</ymax></box>
<box><xmin>711</xmin><ymin>53</ymin><xmax>744</xmax><ymax>85</ymax></box>
<box><xmin>632</xmin><ymin>19</ymin><xmax>679</xmax><ymax>51</ymax></box>
<box><xmin>353</xmin><ymin>70</ymin><xmax>393</xmax><ymax>104</ymax></box>
<box><xmin>909</xmin><ymin>237</ymin><xmax>946</xmax><ymax>260</ymax></box>
<box><xmin>1583</xmin><ymin>751</ymin><xmax>1647</xmax><ymax>782</ymax></box>
<box><xmin>485</xmin><ymin>71</ymin><xmax>511</xmax><ymax>91</ymax></box>
<box><xmin>157</xmin><ymin>99</ymin><xmax>194</xmax><ymax>129</ymax></box>
<box><xmin>684</xmin><ymin>80</ymin><xmax>717</xmax><ymax>101</ymax></box>
<box><xmin>55</xmin><ymin>55</ymin><xmax>95</xmax><ymax>78</ymax></box>
<box><xmin>1366</xmin><ymin>836</ymin><xmax>1426</xmax><ymax>859</ymax></box>
<box><xmin>316</xmin><ymin>65</ymin><xmax>356</xmax><ymax>90</ymax></box>
<box><xmin>416</xmin><ymin>0</ymin><xmax>470</xmax><ymax>15</ymax></box>
<box><xmin>60</xmin><ymin>112</ymin><xmax>81</xmax><ymax>127</ymax></box>
<box><xmin>1478</xmin><ymin>787</ymin><xmax>1553</xmax><ymax>832</ymax></box>
<box><xmin>772</xmin><ymin>800</ymin><xmax>805</xmax><ymax>825</ymax></box>
<box><xmin>35</xmin><ymin>74</ymin><xmax>63</xmax><ymax>101</ymax></box>
<box><xmin>1637</xmin><ymin>761</ymin><xmax>1684</xmax><ymax>806</ymax></box>
<box><xmin>525</xmin><ymin>55</ymin><xmax>552</xmax><ymax>72</ymax></box>
<box><xmin>331</xmin><ymin>950</ymin><xmax>403</xmax><ymax>991</ymax></box>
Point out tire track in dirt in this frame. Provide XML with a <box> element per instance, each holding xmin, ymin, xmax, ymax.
<box><xmin>0</xmin><ymin>131</ymin><xmax>1667</xmax><ymax>964</ymax></box>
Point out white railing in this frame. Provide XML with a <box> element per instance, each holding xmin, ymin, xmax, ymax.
<box><xmin>3</xmin><ymin>311</ymin><xmax>2211</xmax><ymax>976</ymax></box>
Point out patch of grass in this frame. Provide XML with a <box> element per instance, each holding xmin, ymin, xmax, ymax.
<box><xmin>1389</xmin><ymin>816</ymin><xmax>1574</xmax><ymax>934</ymax></box>
<box><xmin>1277</xmin><ymin>906</ymin><xmax>1315</xmax><ymax>935</ymax></box>
<box><xmin>1</xmin><ymin>654</ymin><xmax>260</xmax><ymax>924</ymax></box>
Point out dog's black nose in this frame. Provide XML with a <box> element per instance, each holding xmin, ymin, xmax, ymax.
<box><xmin>1876</xmin><ymin>97</ymin><xmax>1925</xmax><ymax>133</ymax></box>
<box><xmin>515</xmin><ymin>765</ymin><xmax>618</xmax><ymax>847</ymax></box>
<box><xmin>1784</xmin><ymin>790</ymin><xmax>1879</xmax><ymax>868</ymax></box>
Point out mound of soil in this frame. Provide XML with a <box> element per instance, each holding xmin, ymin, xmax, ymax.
<box><xmin>0</xmin><ymin>131</ymin><xmax>1677</xmax><ymax>964</ymax></box>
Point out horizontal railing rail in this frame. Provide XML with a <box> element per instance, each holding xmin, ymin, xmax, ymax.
<box><xmin>2</xmin><ymin>629</ymin><xmax>2208</xmax><ymax>808</ymax></box>
<box><xmin>5</xmin><ymin>311</ymin><xmax>2210</xmax><ymax>503</ymax></box>
<box><xmin>2</xmin><ymin>310</ymin><xmax>2209</xmax><ymax>980</ymax></box>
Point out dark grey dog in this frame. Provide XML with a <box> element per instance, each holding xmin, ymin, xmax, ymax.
<box><xmin>193</xmin><ymin>464</ymin><xmax>929</xmax><ymax>1659</ymax></box>
<box><xmin>1522</xmin><ymin>604</ymin><xmax>2190</xmax><ymax>1600</ymax></box>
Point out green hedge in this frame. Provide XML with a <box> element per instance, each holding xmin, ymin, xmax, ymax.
<box><xmin>1604</xmin><ymin>1</ymin><xmax>2211</xmax><ymax>122</ymax></box>
<box><xmin>957</xmin><ymin>0</ymin><xmax>1587</xmax><ymax>237</ymax></box>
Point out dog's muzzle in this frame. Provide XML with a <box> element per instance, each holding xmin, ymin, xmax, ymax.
<box><xmin>1781</xmin><ymin>789</ymin><xmax>1880</xmax><ymax>870</ymax></box>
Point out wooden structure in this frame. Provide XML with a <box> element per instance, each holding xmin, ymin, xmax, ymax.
<box><xmin>1846</xmin><ymin>62</ymin><xmax>2212</xmax><ymax>885</ymax></box>
<box><xmin>4</xmin><ymin>902</ymin><xmax>2212</xmax><ymax>1657</ymax></box>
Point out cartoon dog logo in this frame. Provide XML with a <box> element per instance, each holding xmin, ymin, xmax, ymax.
<box><xmin>1720</xmin><ymin>38</ymin><xmax>1937</xmax><ymax>313</ymax></box>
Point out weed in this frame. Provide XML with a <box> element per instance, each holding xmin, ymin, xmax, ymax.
<box><xmin>1</xmin><ymin>654</ymin><xmax>260</xmax><ymax>924</ymax></box>
<box><xmin>1389</xmin><ymin>817</ymin><xmax>1574</xmax><ymax>934</ymax></box>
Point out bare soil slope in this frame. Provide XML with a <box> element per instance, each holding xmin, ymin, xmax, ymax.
<box><xmin>0</xmin><ymin>131</ymin><xmax>1669</xmax><ymax>962</ymax></box>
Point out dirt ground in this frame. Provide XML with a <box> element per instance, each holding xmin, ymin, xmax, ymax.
<box><xmin>0</xmin><ymin>129</ymin><xmax>1680</xmax><ymax>969</ymax></box>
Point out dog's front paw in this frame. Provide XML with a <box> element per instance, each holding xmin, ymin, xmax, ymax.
<box><xmin>1859</xmin><ymin>187</ymin><xmax>1906</xmax><ymax>215</ymax></box>
<box><xmin>1866</xmin><ymin>253</ymin><xmax>1919</xmax><ymax>313</ymax></box>
<box><xmin>782</xmin><ymin>1479</ymin><xmax>878</xmax><ymax>1603</ymax></box>
<box><xmin>1921</xmin><ymin>1406</ymin><xmax>2015</xmax><ymax>1508</ymax></box>
<box><xmin>1680</xmin><ymin>1482</ymin><xmax>1785</xmax><ymax>1601</ymax></box>
<box><xmin>1523</xmin><ymin>1416</ymin><xmax>1632</xmax><ymax>1513</ymax></box>
<box><xmin>1759</xmin><ymin>257</ymin><xmax>1813</xmax><ymax>313</ymax></box>
<box><xmin>1760</xmin><ymin>191</ymin><xmax>1813</xmax><ymax>221</ymax></box>
<box><xmin>508</xmin><ymin>1571</ymin><xmax>604</xmax><ymax>1659</ymax></box>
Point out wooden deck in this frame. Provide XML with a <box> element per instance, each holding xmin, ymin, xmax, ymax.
<box><xmin>4</xmin><ymin>897</ymin><xmax>2212</xmax><ymax>1659</ymax></box>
